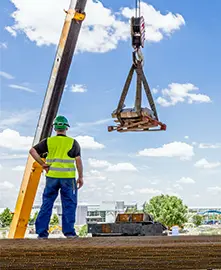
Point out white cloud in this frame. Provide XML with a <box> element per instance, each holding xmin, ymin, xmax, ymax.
<box><xmin>177</xmin><ymin>177</ymin><xmax>195</xmax><ymax>184</ymax></box>
<box><xmin>136</xmin><ymin>188</ymin><xmax>161</xmax><ymax>194</ymax></box>
<box><xmin>0</xmin><ymin>181</ymin><xmax>15</xmax><ymax>189</ymax></box>
<box><xmin>88</xmin><ymin>158</ymin><xmax>110</xmax><ymax>168</ymax></box>
<box><xmin>184</xmin><ymin>136</ymin><xmax>189</xmax><ymax>139</ymax></box>
<box><xmin>12</xmin><ymin>165</ymin><xmax>25</xmax><ymax>171</ymax></box>
<box><xmin>5</xmin><ymin>26</ymin><xmax>17</xmax><ymax>36</ymax></box>
<box><xmin>152</xmin><ymin>88</ymin><xmax>158</xmax><ymax>94</ymax></box>
<box><xmin>106</xmin><ymin>163</ymin><xmax>137</xmax><ymax>172</ymax></box>
<box><xmin>156</xmin><ymin>83</ymin><xmax>211</xmax><ymax>107</ymax></box>
<box><xmin>0</xmin><ymin>164</ymin><xmax>2</xmax><ymax>170</ymax></box>
<box><xmin>138</xmin><ymin>141</ymin><xmax>194</xmax><ymax>160</ymax></box>
<box><xmin>0</xmin><ymin>42</ymin><xmax>7</xmax><ymax>49</ymax></box>
<box><xmin>0</xmin><ymin>110</ymin><xmax>37</xmax><ymax>129</ymax></box>
<box><xmin>75</xmin><ymin>135</ymin><xmax>104</xmax><ymax>149</ymax></box>
<box><xmin>207</xmin><ymin>186</ymin><xmax>221</xmax><ymax>194</ymax></box>
<box><xmin>173</xmin><ymin>183</ymin><xmax>183</xmax><ymax>190</ymax></box>
<box><xmin>0</xmin><ymin>129</ymin><xmax>33</xmax><ymax>151</ymax></box>
<box><xmin>0</xmin><ymin>154</ymin><xmax>27</xmax><ymax>160</ymax></box>
<box><xmin>121</xmin><ymin>190</ymin><xmax>135</xmax><ymax>196</ymax></box>
<box><xmin>76</xmin><ymin>118</ymin><xmax>112</xmax><ymax>127</ymax></box>
<box><xmin>88</xmin><ymin>158</ymin><xmax>137</xmax><ymax>172</ymax></box>
<box><xmin>150</xmin><ymin>180</ymin><xmax>159</xmax><ymax>185</ymax></box>
<box><xmin>199</xmin><ymin>143</ymin><xmax>221</xmax><ymax>149</ymax></box>
<box><xmin>194</xmin><ymin>158</ymin><xmax>221</xmax><ymax>169</ymax></box>
<box><xmin>70</xmin><ymin>84</ymin><xmax>87</xmax><ymax>93</ymax></box>
<box><xmin>124</xmin><ymin>185</ymin><xmax>132</xmax><ymax>189</ymax></box>
<box><xmin>165</xmin><ymin>189</ymin><xmax>180</xmax><ymax>197</ymax></box>
<box><xmin>6</xmin><ymin>0</ymin><xmax>185</xmax><ymax>53</ymax></box>
<box><xmin>9</xmin><ymin>84</ymin><xmax>35</xmax><ymax>93</ymax></box>
<box><xmin>105</xmin><ymin>188</ymin><xmax>114</xmax><ymax>193</ymax></box>
<box><xmin>85</xmin><ymin>169</ymin><xmax>106</xmax><ymax>180</ymax></box>
<box><xmin>0</xmin><ymin>71</ymin><xmax>14</xmax><ymax>79</ymax></box>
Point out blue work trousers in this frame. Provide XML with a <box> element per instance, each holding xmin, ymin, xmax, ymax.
<box><xmin>35</xmin><ymin>177</ymin><xmax>77</xmax><ymax>238</ymax></box>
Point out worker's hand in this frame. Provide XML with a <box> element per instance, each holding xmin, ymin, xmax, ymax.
<box><xmin>42</xmin><ymin>163</ymin><xmax>50</xmax><ymax>173</ymax></box>
<box><xmin>77</xmin><ymin>177</ymin><xmax>83</xmax><ymax>189</ymax></box>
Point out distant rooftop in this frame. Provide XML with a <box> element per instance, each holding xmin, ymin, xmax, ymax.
<box><xmin>31</xmin><ymin>203</ymin><xmax>221</xmax><ymax>211</ymax></box>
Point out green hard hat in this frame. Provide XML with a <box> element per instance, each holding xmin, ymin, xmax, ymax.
<box><xmin>53</xmin><ymin>115</ymin><xmax>70</xmax><ymax>130</ymax></box>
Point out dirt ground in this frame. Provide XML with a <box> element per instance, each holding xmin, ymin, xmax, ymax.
<box><xmin>0</xmin><ymin>236</ymin><xmax>221</xmax><ymax>269</ymax></box>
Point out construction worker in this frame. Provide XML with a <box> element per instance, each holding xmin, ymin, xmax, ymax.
<box><xmin>29</xmin><ymin>115</ymin><xmax>83</xmax><ymax>239</ymax></box>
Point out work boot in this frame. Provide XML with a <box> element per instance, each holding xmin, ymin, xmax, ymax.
<box><xmin>37</xmin><ymin>236</ymin><xmax>48</xmax><ymax>239</ymax></box>
<box><xmin>66</xmin><ymin>235</ymin><xmax>79</xmax><ymax>239</ymax></box>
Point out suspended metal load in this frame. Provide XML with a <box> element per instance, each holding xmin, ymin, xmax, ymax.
<box><xmin>108</xmin><ymin>57</ymin><xmax>166</xmax><ymax>132</ymax></box>
<box><xmin>108</xmin><ymin>0</ymin><xmax>166</xmax><ymax>133</ymax></box>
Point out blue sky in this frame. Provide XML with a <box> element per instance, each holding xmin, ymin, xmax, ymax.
<box><xmin>0</xmin><ymin>0</ymin><xmax>221</xmax><ymax>209</ymax></box>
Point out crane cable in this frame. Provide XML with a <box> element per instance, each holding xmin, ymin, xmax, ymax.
<box><xmin>133</xmin><ymin>0</ymin><xmax>143</xmax><ymax>64</ymax></box>
<box><xmin>135</xmin><ymin>0</ymin><xmax>141</xmax><ymax>18</ymax></box>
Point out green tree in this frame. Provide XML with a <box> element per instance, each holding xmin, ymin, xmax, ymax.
<box><xmin>143</xmin><ymin>195</ymin><xmax>188</xmax><ymax>228</ymax></box>
<box><xmin>79</xmin><ymin>224</ymin><xmax>88</xmax><ymax>237</ymax></box>
<box><xmin>125</xmin><ymin>206</ymin><xmax>143</xmax><ymax>214</ymax></box>
<box><xmin>0</xmin><ymin>208</ymin><xmax>13</xmax><ymax>227</ymax></box>
<box><xmin>29</xmin><ymin>211</ymin><xmax>38</xmax><ymax>225</ymax></box>
<box><xmin>192</xmin><ymin>215</ymin><xmax>203</xmax><ymax>226</ymax></box>
<box><xmin>125</xmin><ymin>206</ymin><xmax>137</xmax><ymax>213</ymax></box>
<box><xmin>50</xmin><ymin>214</ymin><xmax>59</xmax><ymax>225</ymax></box>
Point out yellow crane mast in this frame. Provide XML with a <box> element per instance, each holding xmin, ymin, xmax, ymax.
<box><xmin>8</xmin><ymin>0</ymin><xmax>87</xmax><ymax>239</ymax></box>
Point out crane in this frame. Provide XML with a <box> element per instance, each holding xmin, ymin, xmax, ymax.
<box><xmin>8</xmin><ymin>0</ymin><xmax>87</xmax><ymax>239</ymax></box>
<box><xmin>108</xmin><ymin>0</ymin><xmax>166</xmax><ymax>132</ymax></box>
<box><xmin>8</xmin><ymin>0</ymin><xmax>165</xmax><ymax>239</ymax></box>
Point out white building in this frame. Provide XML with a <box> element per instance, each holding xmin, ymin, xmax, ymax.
<box><xmin>188</xmin><ymin>206</ymin><xmax>221</xmax><ymax>214</ymax></box>
<box><xmin>31</xmin><ymin>201</ymin><xmax>137</xmax><ymax>225</ymax></box>
<box><xmin>30</xmin><ymin>202</ymin><xmax>221</xmax><ymax>226</ymax></box>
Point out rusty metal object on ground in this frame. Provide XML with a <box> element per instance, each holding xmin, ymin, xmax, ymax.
<box><xmin>88</xmin><ymin>213</ymin><xmax>167</xmax><ymax>237</ymax></box>
<box><xmin>88</xmin><ymin>222</ymin><xmax>166</xmax><ymax>237</ymax></box>
<box><xmin>1</xmin><ymin>236</ymin><xmax>221</xmax><ymax>269</ymax></box>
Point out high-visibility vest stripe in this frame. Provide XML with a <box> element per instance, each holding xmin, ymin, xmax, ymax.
<box><xmin>49</xmin><ymin>167</ymin><xmax>76</xmax><ymax>172</ymax></box>
<box><xmin>47</xmin><ymin>159</ymin><xmax>74</xmax><ymax>164</ymax></box>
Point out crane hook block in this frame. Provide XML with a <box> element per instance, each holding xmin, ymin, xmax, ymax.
<box><xmin>131</xmin><ymin>16</ymin><xmax>145</xmax><ymax>49</ymax></box>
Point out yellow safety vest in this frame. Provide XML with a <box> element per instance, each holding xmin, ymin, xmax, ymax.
<box><xmin>46</xmin><ymin>136</ymin><xmax>76</xmax><ymax>178</ymax></box>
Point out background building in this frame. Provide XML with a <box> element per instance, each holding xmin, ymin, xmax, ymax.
<box><xmin>30</xmin><ymin>203</ymin><xmax>221</xmax><ymax>226</ymax></box>
<box><xmin>188</xmin><ymin>206</ymin><xmax>221</xmax><ymax>214</ymax></box>
<box><xmin>31</xmin><ymin>201</ymin><xmax>138</xmax><ymax>225</ymax></box>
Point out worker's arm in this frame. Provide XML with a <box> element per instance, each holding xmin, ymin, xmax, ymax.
<box><xmin>75</xmin><ymin>156</ymin><xmax>83</xmax><ymax>189</ymax></box>
<box><xmin>68</xmin><ymin>139</ymin><xmax>83</xmax><ymax>189</ymax></box>
<box><xmin>29</xmin><ymin>139</ymin><xmax>50</xmax><ymax>172</ymax></box>
<box><xmin>29</xmin><ymin>148</ymin><xmax>44</xmax><ymax>166</ymax></box>
<box><xmin>29</xmin><ymin>148</ymin><xmax>50</xmax><ymax>172</ymax></box>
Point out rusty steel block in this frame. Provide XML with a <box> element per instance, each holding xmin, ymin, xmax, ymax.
<box><xmin>88</xmin><ymin>222</ymin><xmax>167</xmax><ymax>237</ymax></box>
<box><xmin>131</xmin><ymin>213</ymin><xmax>144</xmax><ymax>222</ymax></box>
<box><xmin>116</xmin><ymin>213</ymin><xmax>131</xmax><ymax>222</ymax></box>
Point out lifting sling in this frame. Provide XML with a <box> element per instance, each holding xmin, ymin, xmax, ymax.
<box><xmin>108</xmin><ymin>0</ymin><xmax>166</xmax><ymax>132</ymax></box>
